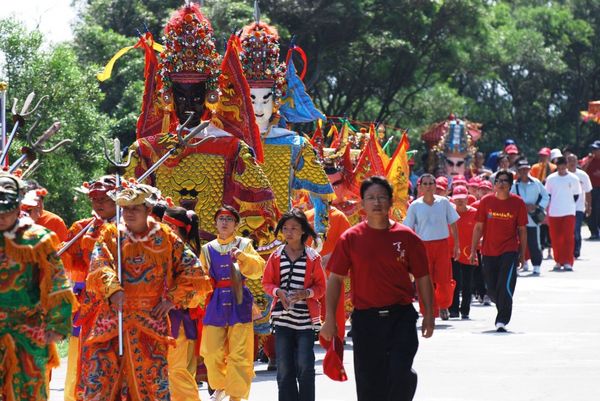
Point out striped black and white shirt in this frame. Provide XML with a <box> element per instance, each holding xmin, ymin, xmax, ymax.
<box><xmin>271</xmin><ymin>250</ymin><xmax>319</xmax><ymax>331</ymax></box>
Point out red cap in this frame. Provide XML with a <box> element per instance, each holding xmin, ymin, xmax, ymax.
<box><xmin>435</xmin><ymin>176</ymin><xmax>448</xmax><ymax>191</ymax></box>
<box><xmin>452</xmin><ymin>185</ymin><xmax>469</xmax><ymax>200</ymax></box>
<box><xmin>319</xmin><ymin>335</ymin><xmax>348</xmax><ymax>382</ymax></box>
<box><xmin>467</xmin><ymin>177</ymin><xmax>481</xmax><ymax>187</ymax></box>
<box><xmin>538</xmin><ymin>147</ymin><xmax>551</xmax><ymax>156</ymax></box>
<box><xmin>504</xmin><ymin>144</ymin><xmax>519</xmax><ymax>154</ymax></box>
<box><xmin>478</xmin><ymin>180</ymin><xmax>493</xmax><ymax>190</ymax></box>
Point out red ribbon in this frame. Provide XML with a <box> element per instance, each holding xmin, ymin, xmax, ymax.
<box><xmin>286</xmin><ymin>45</ymin><xmax>308</xmax><ymax>81</ymax></box>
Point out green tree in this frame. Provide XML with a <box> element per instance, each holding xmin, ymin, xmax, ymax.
<box><xmin>0</xmin><ymin>19</ymin><xmax>108</xmax><ymax>224</ymax></box>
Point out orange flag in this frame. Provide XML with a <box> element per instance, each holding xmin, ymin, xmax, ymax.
<box><xmin>386</xmin><ymin>131</ymin><xmax>410</xmax><ymax>221</ymax></box>
<box><xmin>351</xmin><ymin>124</ymin><xmax>388</xmax><ymax>194</ymax></box>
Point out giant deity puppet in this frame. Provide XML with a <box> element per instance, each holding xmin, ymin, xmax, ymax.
<box><xmin>422</xmin><ymin>115</ymin><xmax>480</xmax><ymax>182</ymax></box>
<box><xmin>125</xmin><ymin>4</ymin><xmax>277</xmax><ymax>247</ymax></box>
<box><xmin>238</xmin><ymin>17</ymin><xmax>334</xmax><ymax>241</ymax></box>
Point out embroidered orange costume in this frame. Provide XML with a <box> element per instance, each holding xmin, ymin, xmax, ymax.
<box><xmin>82</xmin><ymin>183</ymin><xmax>211</xmax><ymax>401</ymax></box>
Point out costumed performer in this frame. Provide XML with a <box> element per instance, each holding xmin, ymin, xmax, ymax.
<box><xmin>433</xmin><ymin>118</ymin><xmax>476</xmax><ymax>183</ymax></box>
<box><xmin>82</xmin><ymin>182</ymin><xmax>211</xmax><ymax>401</ymax></box>
<box><xmin>61</xmin><ymin>175</ymin><xmax>117</xmax><ymax>401</ymax></box>
<box><xmin>126</xmin><ymin>3</ymin><xmax>276</xmax><ymax>248</ymax></box>
<box><xmin>0</xmin><ymin>173</ymin><xmax>75</xmax><ymax>401</ymax></box>
<box><xmin>199</xmin><ymin>205</ymin><xmax>266</xmax><ymax>401</ymax></box>
<box><xmin>162</xmin><ymin>205</ymin><xmax>204</xmax><ymax>401</ymax></box>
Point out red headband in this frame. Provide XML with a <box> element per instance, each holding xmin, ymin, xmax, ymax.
<box><xmin>216</xmin><ymin>210</ymin><xmax>236</xmax><ymax>220</ymax></box>
<box><xmin>163</xmin><ymin>214</ymin><xmax>191</xmax><ymax>234</ymax></box>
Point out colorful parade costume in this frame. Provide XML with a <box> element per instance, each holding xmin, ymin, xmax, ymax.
<box><xmin>60</xmin><ymin>176</ymin><xmax>116</xmax><ymax>401</ymax></box>
<box><xmin>83</xmin><ymin>184</ymin><xmax>211</xmax><ymax>401</ymax></box>
<box><xmin>199</xmin><ymin>233</ymin><xmax>265</xmax><ymax>401</ymax></box>
<box><xmin>125</xmin><ymin>4</ymin><xmax>277</xmax><ymax>249</ymax></box>
<box><xmin>0</xmin><ymin>174</ymin><xmax>75</xmax><ymax>401</ymax></box>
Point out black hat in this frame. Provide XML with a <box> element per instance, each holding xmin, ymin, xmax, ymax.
<box><xmin>516</xmin><ymin>159</ymin><xmax>531</xmax><ymax>169</ymax></box>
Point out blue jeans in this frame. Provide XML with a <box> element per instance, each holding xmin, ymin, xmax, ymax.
<box><xmin>575</xmin><ymin>211</ymin><xmax>584</xmax><ymax>258</ymax></box>
<box><xmin>274</xmin><ymin>326</ymin><xmax>315</xmax><ymax>401</ymax></box>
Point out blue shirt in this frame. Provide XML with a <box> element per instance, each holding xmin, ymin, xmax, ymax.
<box><xmin>511</xmin><ymin>176</ymin><xmax>549</xmax><ymax>227</ymax></box>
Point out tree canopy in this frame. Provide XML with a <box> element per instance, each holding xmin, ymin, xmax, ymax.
<box><xmin>1</xmin><ymin>0</ymin><xmax>600</xmax><ymax>222</ymax></box>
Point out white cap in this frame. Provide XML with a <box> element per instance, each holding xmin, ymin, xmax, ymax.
<box><xmin>550</xmin><ymin>148</ymin><xmax>563</xmax><ymax>161</ymax></box>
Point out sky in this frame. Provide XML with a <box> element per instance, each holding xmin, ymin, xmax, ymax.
<box><xmin>1</xmin><ymin>0</ymin><xmax>76</xmax><ymax>44</ymax></box>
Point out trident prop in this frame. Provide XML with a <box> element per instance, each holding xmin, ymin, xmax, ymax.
<box><xmin>103</xmin><ymin>137</ymin><xmax>133</xmax><ymax>357</ymax></box>
<box><xmin>9</xmin><ymin>121</ymin><xmax>72</xmax><ymax>174</ymax></box>
<box><xmin>57</xmin><ymin>117</ymin><xmax>213</xmax><ymax>258</ymax></box>
<box><xmin>0</xmin><ymin>92</ymin><xmax>49</xmax><ymax>165</ymax></box>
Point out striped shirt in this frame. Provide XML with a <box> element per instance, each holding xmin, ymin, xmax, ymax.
<box><xmin>271</xmin><ymin>250</ymin><xmax>318</xmax><ymax>331</ymax></box>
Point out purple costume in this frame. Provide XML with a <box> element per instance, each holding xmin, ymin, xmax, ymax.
<box><xmin>203</xmin><ymin>244</ymin><xmax>254</xmax><ymax>326</ymax></box>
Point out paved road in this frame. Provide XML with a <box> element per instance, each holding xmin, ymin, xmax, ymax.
<box><xmin>50</xmin><ymin>229</ymin><xmax>600</xmax><ymax>401</ymax></box>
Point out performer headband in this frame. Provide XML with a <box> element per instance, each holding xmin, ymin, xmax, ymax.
<box><xmin>163</xmin><ymin>214</ymin><xmax>191</xmax><ymax>234</ymax></box>
<box><xmin>215</xmin><ymin>210</ymin><xmax>236</xmax><ymax>220</ymax></box>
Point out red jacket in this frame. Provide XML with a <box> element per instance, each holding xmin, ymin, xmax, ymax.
<box><xmin>262</xmin><ymin>245</ymin><xmax>326</xmax><ymax>325</ymax></box>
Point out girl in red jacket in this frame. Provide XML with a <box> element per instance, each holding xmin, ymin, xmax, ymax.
<box><xmin>263</xmin><ymin>208</ymin><xmax>326</xmax><ymax>401</ymax></box>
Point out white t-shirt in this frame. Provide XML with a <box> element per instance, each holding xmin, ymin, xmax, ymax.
<box><xmin>402</xmin><ymin>195</ymin><xmax>460</xmax><ymax>241</ymax></box>
<box><xmin>571</xmin><ymin>169</ymin><xmax>593</xmax><ymax>212</ymax></box>
<box><xmin>545</xmin><ymin>172</ymin><xmax>581</xmax><ymax>217</ymax></box>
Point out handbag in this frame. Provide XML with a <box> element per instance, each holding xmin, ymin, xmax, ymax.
<box><xmin>515</xmin><ymin>183</ymin><xmax>546</xmax><ymax>224</ymax></box>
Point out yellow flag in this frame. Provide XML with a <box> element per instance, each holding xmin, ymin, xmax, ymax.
<box><xmin>386</xmin><ymin>132</ymin><xmax>410</xmax><ymax>222</ymax></box>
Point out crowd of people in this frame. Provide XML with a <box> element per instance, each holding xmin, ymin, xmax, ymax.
<box><xmin>1</xmin><ymin>2</ymin><xmax>599</xmax><ymax>401</ymax></box>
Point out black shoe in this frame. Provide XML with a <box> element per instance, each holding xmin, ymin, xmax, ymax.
<box><xmin>461</xmin><ymin>314</ymin><xmax>469</xmax><ymax>320</ymax></box>
<box><xmin>449</xmin><ymin>312</ymin><xmax>459</xmax><ymax>318</ymax></box>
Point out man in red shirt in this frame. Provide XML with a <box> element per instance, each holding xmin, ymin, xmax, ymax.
<box><xmin>448</xmin><ymin>186</ymin><xmax>478</xmax><ymax>319</ymax></box>
<box><xmin>321</xmin><ymin>176</ymin><xmax>434</xmax><ymax>401</ymax></box>
<box><xmin>582</xmin><ymin>141</ymin><xmax>600</xmax><ymax>240</ymax></box>
<box><xmin>470</xmin><ymin>171</ymin><xmax>527</xmax><ymax>332</ymax></box>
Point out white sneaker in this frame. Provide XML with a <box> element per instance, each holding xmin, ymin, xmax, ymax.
<box><xmin>564</xmin><ymin>264</ymin><xmax>573</xmax><ymax>271</ymax></box>
<box><xmin>483</xmin><ymin>295</ymin><xmax>492</xmax><ymax>306</ymax></box>
<box><xmin>532</xmin><ymin>265</ymin><xmax>541</xmax><ymax>275</ymax></box>
<box><xmin>519</xmin><ymin>261</ymin><xmax>530</xmax><ymax>272</ymax></box>
<box><xmin>210</xmin><ymin>390</ymin><xmax>227</xmax><ymax>401</ymax></box>
<box><xmin>495</xmin><ymin>322</ymin><xmax>507</xmax><ymax>332</ymax></box>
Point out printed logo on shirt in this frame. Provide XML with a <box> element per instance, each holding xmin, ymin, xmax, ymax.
<box><xmin>487</xmin><ymin>210</ymin><xmax>514</xmax><ymax>220</ymax></box>
<box><xmin>393</xmin><ymin>241</ymin><xmax>406</xmax><ymax>263</ymax></box>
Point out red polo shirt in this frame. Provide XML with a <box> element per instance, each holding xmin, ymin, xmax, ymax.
<box><xmin>476</xmin><ymin>193</ymin><xmax>528</xmax><ymax>256</ymax></box>
<box><xmin>327</xmin><ymin>221</ymin><xmax>429</xmax><ymax>309</ymax></box>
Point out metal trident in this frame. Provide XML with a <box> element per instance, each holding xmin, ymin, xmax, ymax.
<box><xmin>9</xmin><ymin>121</ymin><xmax>72</xmax><ymax>174</ymax></box>
<box><xmin>0</xmin><ymin>92</ymin><xmax>49</xmax><ymax>165</ymax></box>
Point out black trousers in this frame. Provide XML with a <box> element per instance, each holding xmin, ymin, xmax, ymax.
<box><xmin>482</xmin><ymin>252</ymin><xmax>518</xmax><ymax>325</ymax></box>
<box><xmin>526</xmin><ymin>226</ymin><xmax>542</xmax><ymax>266</ymax></box>
<box><xmin>352</xmin><ymin>304</ymin><xmax>419</xmax><ymax>401</ymax></box>
<box><xmin>472</xmin><ymin>251</ymin><xmax>486</xmax><ymax>298</ymax></box>
<box><xmin>450</xmin><ymin>260</ymin><xmax>474</xmax><ymax>316</ymax></box>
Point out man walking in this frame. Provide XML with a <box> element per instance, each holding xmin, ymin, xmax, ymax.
<box><xmin>321</xmin><ymin>176</ymin><xmax>434</xmax><ymax>401</ymax></box>
<box><xmin>582</xmin><ymin>141</ymin><xmax>600</xmax><ymax>240</ymax></box>
<box><xmin>510</xmin><ymin>159</ymin><xmax>549</xmax><ymax>275</ymax></box>
<box><xmin>567</xmin><ymin>154</ymin><xmax>592</xmax><ymax>258</ymax></box>
<box><xmin>471</xmin><ymin>171</ymin><xmax>528</xmax><ymax>332</ymax></box>
<box><xmin>403</xmin><ymin>173</ymin><xmax>460</xmax><ymax>320</ymax></box>
<box><xmin>545</xmin><ymin>157</ymin><xmax>581</xmax><ymax>271</ymax></box>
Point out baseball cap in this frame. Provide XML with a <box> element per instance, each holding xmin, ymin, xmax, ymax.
<box><xmin>505</xmin><ymin>139</ymin><xmax>516</xmax><ymax>146</ymax></box>
<box><xmin>435</xmin><ymin>176</ymin><xmax>448</xmax><ymax>191</ymax></box>
<box><xmin>452</xmin><ymin>185</ymin><xmax>469</xmax><ymax>200</ymax></box>
<box><xmin>590</xmin><ymin>140</ymin><xmax>600</xmax><ymax>150</ymax></box>
<box><xmin>516</xmin><ymin>159</ymin><xmax>531</xmax><ymax>169</ymax></box>
<box><xmin>504</xmin><ymin>144</ymin><xmax>519</xmax><ymax>155</ymax></box>
<box><xmin>478</xmin><ymin>180</ymin><xmax>493</xmax><ymax>190</ymax></box>
<box><xmin>319</xmin><ymin>335</ymin><xmax>348</xmax><ymax>382</ymax></box>
<box><xmin>538</xmin><ymin>147</ymin><xmax>551</xmax><ymax>156</ymax></box>
<box><xmin>467</xmin><ymin>177</ymin><xmax>481</xmax><ymax>187</ymax></box>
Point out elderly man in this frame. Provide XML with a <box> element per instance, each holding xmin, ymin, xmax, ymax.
<box><xmin>511</xmin><ymin>159</ymin><xmax>549</xmax><ymax>275</ymax></box>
